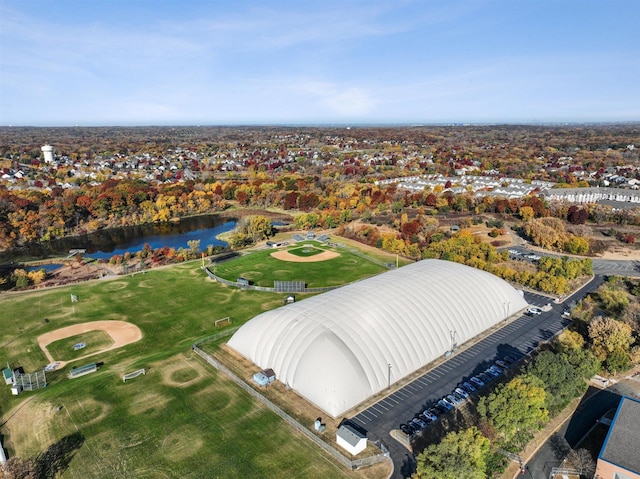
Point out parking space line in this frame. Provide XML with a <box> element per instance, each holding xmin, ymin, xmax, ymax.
<box><xmin>371</xmin><ymin>404</ymin><xmax>387</xmax><ymax>413</ymax></box>
<box><xmin>395</xmin><ymin>389</ymin><xmax>410</xmax><ymax>398</ymax></box>
<box><xmin>416</xmin><ymin>377</ymin><xmax>431</xmax><ymax>386</ymax></box>
<box><xmin>352</xmin><ymin>416</ymin><xmax>368</xmax><ymax>426</ymax></box>
<box><xmin>361</xmin><ymin>409</ymin><xmax>378</xmax><ymax>419</ymax></box>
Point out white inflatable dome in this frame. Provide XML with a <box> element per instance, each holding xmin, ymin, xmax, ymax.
<box><xmin>227</xmin><ymin>259</ymin><xmax>527</xmax><ymax>417</ymax></box>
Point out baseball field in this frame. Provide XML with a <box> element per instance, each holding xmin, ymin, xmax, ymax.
<box><xmin>0</xmin><ymin>240</ymin><xmax>398</xmax><ymax>478</ymax></box>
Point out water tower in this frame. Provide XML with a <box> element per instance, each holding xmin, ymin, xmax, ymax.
<box><xmin>41</xmin><ymin>144</ymin><xmax>54</xmax><ymax>163</ymax></box>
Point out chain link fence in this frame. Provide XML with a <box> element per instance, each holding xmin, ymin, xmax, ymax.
<box><xmin>192</xmin><ymin>334</ymin><xmax>390</xmax><ymax>471</ymax></box>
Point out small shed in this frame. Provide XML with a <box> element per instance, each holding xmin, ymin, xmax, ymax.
<box><xmin>252</xmin><ymin>368</ymin><xmax>276</xmax><ymax>386</ymax></box>
<box><xmin>284</xmin><ymin>294</ymin><xmax>296</xmax><ymax>304</ymax></box>
<box><xmin>11</xmin><ymin>384</ymin><xmax>22</xmax><ymax>396</ymax></box>
<box><xmin>336</xmin><ymin>424</ymin><xmax>367</xmax><ymax>456</ymax></box>
<box><xmin>2</xmin><ymin>367</ymin><xmax>13</xmax><ymax>385</ymax></box>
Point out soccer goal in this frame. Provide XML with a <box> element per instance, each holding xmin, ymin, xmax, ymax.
<box><xmin>214</xmin><ymin>317</ymin><xmax>232</xmax><ymax>328</ymax></box>
<box><xmin>122</xmin><ymin>368</ymin><xmax>146</xmax><ymax>382</ymax></box>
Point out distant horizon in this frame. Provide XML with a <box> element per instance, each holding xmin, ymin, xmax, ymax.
<box><xmin>2</xmin><ymin>120</ymin><xmax>640</xmax><ymax>129</ymax></box>
<box><xmin>2</xmin><ymin>1</ymin><xmax>639</xmax><ymax>126</ymax></box>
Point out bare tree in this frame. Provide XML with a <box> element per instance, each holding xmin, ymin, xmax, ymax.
<box><xmin>566</xmin><ymin>448</ymin><xmax>596</xmax><ymax>479</ymax></box>
<box><xmin>0</xmin><ymin>457</ymin><xmax>37</xmax><ymax>479</ymax></box>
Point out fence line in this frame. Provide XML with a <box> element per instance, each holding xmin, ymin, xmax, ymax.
<box><xmin>192</xmin><ymin>338</ymin><xmax>390</xmax><ymax>471</ymax></box>
<box><xmin>333</xmin><ymin>242</ymin><xmax>396</xmax><ymax>270</ymax></box>
<box><xmin>203</xmin><ymin>267</ymin><xmax>338</xmax><ymax>293</ymax></box>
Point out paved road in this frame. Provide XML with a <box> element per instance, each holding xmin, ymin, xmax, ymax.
<box><xmin>505</xmin><ymin>245</ymin><xmax>640</xmax><ymax>277</ymax></box>
<box><xmin>349</xmin><ymin>275</ymin><xmax>605</xmax><ymax>479</ymax></box>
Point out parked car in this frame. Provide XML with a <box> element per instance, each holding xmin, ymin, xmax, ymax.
<box><xmin>527</xmin><ymin>306</ymin><xmax>543</xmax><ymax>316</ymax></box>
<box><xmin>423</xmin><ymin>410</ymin><xmax>438</xmax><ymax>422</ymax></box>
<box><xmin>445</xmin><ymin>394</ymin><xmax>461</xmax><ymax>407</ymax></box>
<box><xmin>405</xmin><ymin>422</ymin><xmax>418</xmax><ymax>434</ymax></box>
<box><xmin>412</xmin><ymin>417</ymin><xmax>427</xmax><ymax>429</ymax></box>
<box><xmin>484</xmin><ymin>368</ymin><xmax>499</xmax><ymax>378</ymax></box>
<box><xmin>437</xmin><ymin>399</ymin><xmax>453</xmax><ymax>411</ymax></box>
<box><xmin>454</xmin><ymin>387</ymin><xmax>469</xmax><ymax>399</ymax></box>
<box><xmin>495</xmin><ymin>360</ymin><xmax>508</xmax><ymax>369</ymax></box>
<box><xmin>503</xmin><ymin>354</ymin><xmax>518</xmax><ymax>364</ymax></box>
<box><xmin>429</xmin><ymin>407</ymin><xmax>442</xmax><ymax>417</ymax></box>
<box><xmin>489</xmin><ymin>365</ymin><xmax>504</xmax><ymax>374</ymax></box>
<box><xmin>470</xmin><ymin>376</ymin><xmax>485</xmax><ymax>388</ymax></box>
<box><xmin>461</xmin><ymin>381</ymin><xmax>476</xmax><ymax>393</ymax></box>
<box><xmin>479</xmin><ymin>372</ymin><xmax>493</xmax><ymax>382</ymax></box>
<box><xmin>417</xmin><ymin>413</ymin><xmax>432</xmax><ymax>425</ymax></box>
<box><xmin>400</xmin><ymin>423</ymin><xmax>414</xmax><ymax>435</ymax></box>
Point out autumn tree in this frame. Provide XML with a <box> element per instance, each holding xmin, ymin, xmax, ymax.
<box><xmin>414</xmin><ymin>427</ymin><xmax>491</xmax><ymax>479</ymax></box>
<box><xmin>519</xmin><ymin>205</ymin><xmax>534</xmax><ymax>221</ymax></box>
<box><xmin>588</xmin><ymin>316</ymin><xmax>634</xmax><ymax>372</ymax></box>
<box><xmin>527</xmin><ymin>350</ymin><xmax>587</xmax><ymax>413</ymax></box>
<box><xmin>523</xmin><ymin>217</ymin><xmax>567</xmax><ymax>250</ymax></box>
<box><xmin>478</xmin><ymin>374</ymin><xmax>548</xmax><ymax>447</ymax></box>
<box><xmin>598</xmin><ymin>288</ymin><xmax>630</xmax><ymax>315</ymax></box>
<box><xmin>564</xmin><ymin>235</ymin><xmax>589</xmax><ymax>255</ymax></box>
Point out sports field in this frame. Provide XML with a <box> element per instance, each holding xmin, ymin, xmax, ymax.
<box><xmin>0</xmin><ymin>246</ymin><xmax>396</xmax><ymax>478</ymax></box>
<box><xmin>213</xmin><ymin>241</ymin><xmax>388</xmax><ymax>287</ymax></box>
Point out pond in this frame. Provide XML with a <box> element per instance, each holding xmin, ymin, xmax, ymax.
<box><xmin>0</xmin><ymin>215</ymin><xmax>237</xmax><ymax>264</ymax></box>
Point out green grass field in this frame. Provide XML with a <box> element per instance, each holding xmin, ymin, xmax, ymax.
<box><xmin>46</xmin><ymin>330</ymin><xmax>113</xmax><ymax>363</ymax></box>
<box><xmin>0</xmin><ymin>245</ymin><xmax>395</xmax><ymax>478</ymax></box>
<box><xmin>213</xmin><ymin>241</ymin><xmax>388</xmax><ymax>287</ymax></box>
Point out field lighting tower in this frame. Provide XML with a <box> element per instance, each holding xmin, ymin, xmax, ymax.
<box><xmin>41</xmin><ymin>144</ymin><xmax>54</xmax><ymax>163</ymax></box>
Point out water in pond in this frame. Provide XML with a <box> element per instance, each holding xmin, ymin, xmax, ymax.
<box><xmin>0</xmin><ymin>215</ymin><xmax>236</xmax><ymax>264</ymax></box>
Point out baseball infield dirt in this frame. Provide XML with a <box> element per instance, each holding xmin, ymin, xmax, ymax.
<box><xmin>37</xmin><ymin>320</ymin><xmax>142</xmax><ymax>369</ymax></box>
<box><xmin>269</xmin><ymin>249</ymin><xmax>340</xmax><ymax>262</ymax></box>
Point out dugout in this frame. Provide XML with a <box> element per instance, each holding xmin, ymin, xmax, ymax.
<box><xmin>69</xmin><ymin>363</ymin><xmax>98</xmax><ymax>379</ymax></box>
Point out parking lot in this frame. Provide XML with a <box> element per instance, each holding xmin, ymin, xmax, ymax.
<box><xmin>349</xmin><ymin>276</ymin><xmax>605</xmax><ymax>479</ymax></box>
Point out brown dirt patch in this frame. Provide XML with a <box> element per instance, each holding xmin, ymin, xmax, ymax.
<box><xmin>270</xmin><ymin>249</ymin><xmax>340</xmax><ymax>262</ymax></box>
<box><xmin>161</xmin><ymin>426</ymin><xmax>204</xmax><ymax>462</ymax></box>
<box><xmin>67</xmin><ymin>397</ymin><xmax>111</xmax><ymax>427</ymax></box>
<box><xmin>37</xmin><ymin>320</ymin><xmax>142</xmax><ymax>369</ymax></box>
<box><xmin>159</xmin><ymin>355</ymin><xmax>206</xmax><ymax>388</ymax></box>
<box><xmin>1</xmin><ymin>399</ymin><xmax>60</xmax><ymax>457</ymax></box>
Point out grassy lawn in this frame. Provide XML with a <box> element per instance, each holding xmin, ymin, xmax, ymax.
<box><xmin>45</xmin><ymin>330</ymin><xmax>114</xmax><ymax>363</ymax></box>
<box><xmin>0</xmin><ymin>258</ymin><xmax>381</xmax><ymax>478</ymax></box>
<box><xmin>213</xmin><ymin>241</ymin><xmax>388</xmax><ymax>287</ymax></box>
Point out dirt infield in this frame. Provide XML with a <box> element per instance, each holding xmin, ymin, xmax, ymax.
<box><xmin>37</xmin><ymin>320</ymin><xmax>142</xmax><ymax>369</ymax></box>
<box><xmin>270</xmin><ymin>249</ymin><xmax>340</xmax><ymax>262</ymax></box>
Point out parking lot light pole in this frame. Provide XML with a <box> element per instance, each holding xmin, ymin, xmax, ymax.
<box><xmin>387</xmin><ymin>363</ymin><xmax>392</xmax><ymax>390</ymax></box>
<box><xmin>449</xmin><ymin>330</ymin><xmax>457</xmax><ymax>354</ymax></box>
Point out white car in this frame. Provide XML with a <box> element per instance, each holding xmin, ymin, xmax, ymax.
<box><xmin>527</xmin><ymin>306</ymin><xmax>542</xmax><ymax>316</ymax></box>
<box><xmin>508</xmin><ymin>249</ymin><xmax>521</xmax><ymax>255</ymax></box>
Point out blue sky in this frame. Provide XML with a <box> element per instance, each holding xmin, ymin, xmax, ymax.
<box><xmin>1</xmin><ymin>0</ymin><xmax>639</xmax><ymax>126</ymax></box>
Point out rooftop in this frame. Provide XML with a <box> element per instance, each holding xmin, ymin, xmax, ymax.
<box><xmin>599</xmin><ymin>396</ymin><xmax>640</xmax><ymax>474</ymax></box>
<box><xmin>337</xmin><ymin>423</ymin><xmax>366</xmax><ymax>447</ymax></box>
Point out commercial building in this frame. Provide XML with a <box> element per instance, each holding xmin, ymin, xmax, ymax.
<box><xmin>595</xmin><ymin>396</ymin><xmax>640</xmax><ymax>479</ymax></box>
